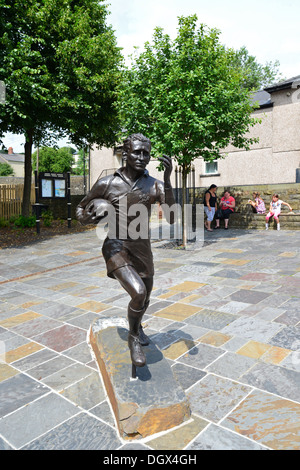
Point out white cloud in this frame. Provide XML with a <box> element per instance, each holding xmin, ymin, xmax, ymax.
<box><xmin>107</xmin><ymin>0</ymin><xmax>300</xmax><ymax>78</ymax></box>
<box><xmin>1</xmin><ymin>133</ymin><xmax>25</xmax><ymax>154</ymax></box>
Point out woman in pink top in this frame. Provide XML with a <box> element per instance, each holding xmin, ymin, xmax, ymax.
<box><xmin>214</xmin><ymin>191</ymin><xmax>235</xmax><ymax>229</ymax></box>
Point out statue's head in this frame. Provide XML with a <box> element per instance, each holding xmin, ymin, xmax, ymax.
<box><xmin>122</xmin><ymin>133</ymin><xmax>151</xmax><ymax>173</ymax></box>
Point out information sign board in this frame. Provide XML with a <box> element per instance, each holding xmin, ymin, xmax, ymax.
<box><xmin>39</xmin><ymin>172</ymin><xmax>67</xmax><ymax>199</ymax></box>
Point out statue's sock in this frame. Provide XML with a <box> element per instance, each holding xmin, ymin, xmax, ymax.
<box><xmin>127</xmin><ymin>304</ymin><xmax>146</xmax><ymax>366</ymax></box>
<box><xmin>127</xmin><ymin>304</ymin><xmax>144</xmax><ymax>336</ymax></box>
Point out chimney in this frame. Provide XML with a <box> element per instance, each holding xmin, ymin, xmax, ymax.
<box><xmin>8</xmin><ymin>147</ymin><xmax>13</xmax><ymax>154</ymax></box>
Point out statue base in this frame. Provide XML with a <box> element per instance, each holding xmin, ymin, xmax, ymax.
<box><xmin>88</xmin><ymin>317</ymin><xmax>191</xmax><ymax>440</ymax></box>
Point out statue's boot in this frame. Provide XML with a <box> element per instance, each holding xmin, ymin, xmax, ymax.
<box><xmin>128</xmin><ymin>334</ymin><xmax>146</xmax><ymax>368</ymax></box>
<box><xmin>138</xmin><ymin>325</ymin><xmax>150</xmax><ymax>346</ymax></box>
<box><xmin>138</xmin><ymin>301</ymin><xmax>150</xmax><ymax>346</ymax></box>
<box><xmin>128</xmin><ymin>305</ymin><xmax>146</xmax><ymax>367</ymax></box>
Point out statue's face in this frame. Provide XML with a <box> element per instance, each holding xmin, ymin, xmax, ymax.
<box><xmin>126</xmin><ymin>140</ymin><xmax>151</xmax><ymax>173</ymax></box>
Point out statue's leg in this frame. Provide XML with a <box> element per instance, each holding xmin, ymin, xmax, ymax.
<box><xmin>113</xmin><ymin>266</ymin><xmax>147</xmax><ymax>367</ymax></box>
<box><xmin>138</xmin><ymin>277</ymin><xmax>153</xmax><ymax>346</ymax></box>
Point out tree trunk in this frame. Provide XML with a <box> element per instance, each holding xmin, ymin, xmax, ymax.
<box><xmin>22</xmin><ymin>130</ymin><xmax>33</xmax><ymax>217</ymax></box>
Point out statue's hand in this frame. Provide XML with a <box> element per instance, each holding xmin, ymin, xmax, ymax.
<box><xmin>81</xmin><ymin>199</ymin><xmax>112</xmax><ymax>225</ymax></box>
<box><xmin>76</xmin><ymin>206</ymin><xmax>93</xmax><ymax>225</ymax></box>
<box><xmin>157</xmin><ymin>154</ymin><xmax>172</xmax><ymax>184</ymax></box>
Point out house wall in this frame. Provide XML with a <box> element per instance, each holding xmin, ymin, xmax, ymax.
<box><xmin>11</xmin><ymin>162</ymin><xmax>24</xmax><ymax>177</ymax></box>
<box><xmin>273</xmin><ymin>102</ymin><xmax>300</xmax><ymax>153</ymax></box>
<box><xmin>195</xmin><ymin>99</ymin><xmax>300</xmax><ymax>187</ymax></box>
<box><xmin>89</xmin><ymin>145</ymin><xmax>122</xmax><ymax>187</ymax></box>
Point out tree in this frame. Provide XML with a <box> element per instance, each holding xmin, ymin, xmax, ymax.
<box><xmin>119</xmin><ymin>15</ymin><xmax>260</xmax><ymax>245</ymax></box>
<box><xmin>0</xmin><ymin>162</ymin><xmax>14</xmax><ymax>175</ymax></box>
<box><xmin>71</xmin><ymin>148</ymin><xmax>88</xmax><ymax>175</ymax></box>
<box><xmin>32</xmin><ymin>146</ymin><xmax>74</xmax><ymax>173</ymax></box>
<box><xmin>0</xmin><ymin>0</ymin><xmax>123</xmax><ymax>215</ymax></box>
<box><xmin>232</xmin><ymin>46</ymin><xmax>283</xmax><ymax>90</ymax></box>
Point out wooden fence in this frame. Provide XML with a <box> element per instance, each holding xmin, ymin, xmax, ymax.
<box><xmin>0</xmin><ymin>184</ymin><xmax>35</xmax><ymax>220</ymax></box>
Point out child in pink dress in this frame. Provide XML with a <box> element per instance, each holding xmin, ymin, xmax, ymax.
<box><xmin>265</xmin><ymin>194</ymin><xmax>292</xmax><ymax>230</ymax></box>
<box><xmin>248</xmin><ymin>192</ymin><xmax>266</xmax><ymax>214</ymax></box>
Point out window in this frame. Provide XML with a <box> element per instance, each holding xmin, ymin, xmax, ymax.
<box><xmin>205</xmin><ymin>161</ymin><xmax>218</xmax><ymax>174</ymax></box>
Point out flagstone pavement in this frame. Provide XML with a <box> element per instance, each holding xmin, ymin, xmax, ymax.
<box><xmin>0</xmin><ymin>227</ymin><xmax>299</xmax><ymax>450</ymax></box>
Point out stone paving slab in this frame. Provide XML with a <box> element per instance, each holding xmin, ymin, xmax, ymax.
<box><xmin>0</xmin><ymin>392</ymin><xmax>78</xmax><ymax>449</ymax></box>
<box><xmin>186</xmin><ymin>422</ymin><xmax>267</xmax><ymax>450</ymax></box>
<box><xmin>89</xmin><ymin>317</ymin><xmax>190</xmax><ymax>439</ymax></box>
<box><xmin>221</xmin><ymin>389</ymin><xmax>300</xmax><ymax>450</ymax></box>
<box><xmin>0</xmin><ymin>228</ymin><xmax>299</xmax><ymax>450</ymax></box>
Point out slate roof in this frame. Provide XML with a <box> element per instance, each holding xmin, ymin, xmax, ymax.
<box><xmin>265</xmin><ymin>75</ymin><xmax>300</xmax><ymax>93</ymax></box>
<box><xmin>251</xmin><ymin>89</ymin><xmax>272</xmax><ymax>108</ymax></box>
<box><xmin>251</xmin><ymin>75</ymin><xmax>300</xmax><ymax>108</ymax></box>
<box><xmin>0</xmin><ymin>152</ymin><xmax>24</xmax><ymax>164</ymax></box>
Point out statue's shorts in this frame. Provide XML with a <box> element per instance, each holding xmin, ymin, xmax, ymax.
<box><xmin>102</xmin><ymin>238</ymin><xmax>154</xmax><ymax>279</ymax></box>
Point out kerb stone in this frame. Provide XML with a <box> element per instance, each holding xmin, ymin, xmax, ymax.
<box><xmin>89</xmin><ymin>317</ymin><xmax>191</xmax><ymax>440</ymax></box>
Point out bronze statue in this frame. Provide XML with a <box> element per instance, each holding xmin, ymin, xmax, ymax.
<box><xmin>76</xmin><ymin>134</ymin><xmax>175</xmax><ymax>372</ymax></box>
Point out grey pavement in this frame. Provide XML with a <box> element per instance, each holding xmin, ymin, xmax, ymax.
<box><xmin>0</xmin><ymin>226</ymin><xmax>299</xmax><ymax>450</ymax></box>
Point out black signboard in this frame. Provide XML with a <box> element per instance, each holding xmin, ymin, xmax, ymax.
<box><xmin>34</xmin><ymin>171</ymin><xmax>71</xmax><ymax>234</ymax></box>
<box><xmin>39</xmin><ymin>172</ymin><xmax>67</xmax><ymax>199</ymax></box>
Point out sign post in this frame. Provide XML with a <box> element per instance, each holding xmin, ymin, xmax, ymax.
<box><xmin>67</xmin><ymin>172</ymin><xmax>71</xmax><ymax>228</ymax></box>
<box><xmin>34</xmin><ymin>170</ymin><xmax>40</xmax><ymax>234</ymax></box>
<box><xmin>33</xmin><ymin>172</ymin><xmax>71</xmax><ymax>233</ymax></box>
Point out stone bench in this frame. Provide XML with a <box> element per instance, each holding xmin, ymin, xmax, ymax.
<box><xmin>227</xmin><ymin>210</ymin><xmax>300</xmax><ymax>230</ymax></box>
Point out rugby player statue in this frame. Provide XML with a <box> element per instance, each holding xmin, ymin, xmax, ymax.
<box><xmin>76</xmin><ymin>134</ymin><xmax>175</xmax><ymax>372</ymax></box>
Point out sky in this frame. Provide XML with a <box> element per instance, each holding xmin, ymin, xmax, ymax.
<box><xmin>106</xmin><ymin>0</ymin><xmax>300</xmax><ymax>78</ymax></box>
<box><xmin>2</xmin><ymin>0</ymin><xmax>300</xmax><ymax>154</ymax></box>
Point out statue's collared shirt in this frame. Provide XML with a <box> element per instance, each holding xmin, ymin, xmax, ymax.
<box><xmin>76</xmin><ymin>167</ymin><xmax>166</xmax><ymax>278</ymax></box>
<box><xmin>103</xmin><ymin>166</ymin><xmax>164</xmax><ymax>207</ymax></box>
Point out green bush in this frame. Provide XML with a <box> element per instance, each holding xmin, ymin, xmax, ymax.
<box><xmin>41</xmin><ymin>209</ymin><xmax>53</xmax><ymax>227</ymax></box>
<box><xmin>0</xmin><ymin>217</ymin><xmax>9</xmax><ymax>227</ymax></box>
<box><xmin>0</xmin><ymin>162</ymin><xmax>14</xmax><ymax>176</ymax></box>
<box><xmin>13</xmin><ymin>215</ymin><xmax>36</xmax><ymax>228</ymax></box>
<box><xmin>9</xmin><ymin>215</ymin><xmax>18</xmax><ymax>224</ymax></box>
